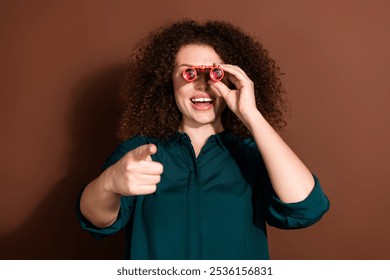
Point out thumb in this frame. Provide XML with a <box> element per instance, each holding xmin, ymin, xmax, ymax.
<box><xmin>133</xmin><ymin>144</ymin><xmax>157</xmax><ymax>161</ymax></box>
<box><xmin>209</xmin><ymin>81</ymin><xmax>228</xmax><ymax>99</ymax></box>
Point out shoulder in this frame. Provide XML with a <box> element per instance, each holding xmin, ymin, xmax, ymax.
<box><xmin>220</xmin><ymin>131</ymin><xmax>258</xmax><ymax>153</ymax></box>
<box><xmin>120</xmin><ymin>135</ymin><xmax>154</xmax><ymax>149</ymax></box>
<box><xmin>219</xmin><ymin>132</ymin><xmax>263</xmax><ymax>163</ymax></box>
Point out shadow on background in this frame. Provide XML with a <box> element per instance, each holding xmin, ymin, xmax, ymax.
<box><xmin>0</xmin><ymin>65</ymin><xmax>128</xmax><ymax>259</ymax></box>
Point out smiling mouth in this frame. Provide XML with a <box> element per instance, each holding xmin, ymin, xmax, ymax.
<box><xmin>190</xmin><ymin>97</ymin><xmax>215</xmax><ymax>104</ymax></box>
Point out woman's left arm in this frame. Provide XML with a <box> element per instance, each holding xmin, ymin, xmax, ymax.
<box><xmin>210</xmin><ymin>64</ymin><xmax>314</xmax><ymax>203</ymax></box>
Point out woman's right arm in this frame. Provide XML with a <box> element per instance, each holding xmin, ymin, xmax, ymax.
<box><xmin>79</xmin><ymin>143</ymin><xmax>163</xmax><ymax>228</ymax></box>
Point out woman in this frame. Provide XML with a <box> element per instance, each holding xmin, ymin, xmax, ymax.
<box><xmin>77</xmin><ymin>19</ymin><xmax>330</xmax><ymax>259</ymax></box>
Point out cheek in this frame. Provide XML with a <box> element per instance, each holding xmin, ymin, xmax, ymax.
<box><xmin>173</xmin><ymin>77</ymin><xmax>194</xmax><ymax>103</ymax></box>
<box><xmin>172</xmin><ymin>76</ymin><xmax>188</xmax><ymax>110</ymax></box>
<box><xmin>173</xmin><ymin>89</ymin><xmax>187</xmax><ymax>114</ymax></box>
<box><xmin>173</xmin><ymin>74</ymin><xmax>192</xmax><ymax>92</ymax></box>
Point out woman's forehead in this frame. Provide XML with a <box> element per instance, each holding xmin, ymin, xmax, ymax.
<box><xmin>175</xmin><ymin>44</ymin><xmax>222</xmax><ymax>66</ymax></box>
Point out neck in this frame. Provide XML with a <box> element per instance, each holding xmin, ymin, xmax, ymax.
<box><xmin>179</xmin><ymin>121</ymin><xmax>223</xmax><ymax>139</ymax></box>
<box><xmin>178</xmin><ymin>122</ymin><xmax>224</xmax><ymax>157</ymax></box>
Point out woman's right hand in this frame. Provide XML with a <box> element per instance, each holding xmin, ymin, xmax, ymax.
<box><xmin>106</xmin><ymin>144</ymin><xmax>164</xmax><ymax>196</ymax></box>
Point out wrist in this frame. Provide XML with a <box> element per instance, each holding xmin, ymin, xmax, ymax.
<box><xmin>240</xmin><ymin>109</ymin><xmax>265</xmax><ymax>132</ymax></box>
<box><xmin>101</xmin><ymin>166</ymin><xmax>119</xmax><ymax>196</ymax></box>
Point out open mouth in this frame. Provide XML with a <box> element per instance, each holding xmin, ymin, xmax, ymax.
<box><xmin>190</xmin><ymin>97</ymin><xmax>215</xmax><ymax>104</ymax></box>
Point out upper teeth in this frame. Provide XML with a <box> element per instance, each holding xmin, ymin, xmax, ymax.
<box><xmin>191</xmin><ymin>97</ymin><xmax>213</xmax><ymax>102</ymax></box>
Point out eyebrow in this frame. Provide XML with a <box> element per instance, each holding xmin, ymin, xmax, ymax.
<box><xmin>177</xmin><ymin>63</ymin><xmax>194</xmax><ymax>68</ymax></box>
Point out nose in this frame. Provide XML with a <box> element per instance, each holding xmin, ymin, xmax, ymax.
<box><xmin>194</xmin><ymin>72</ymin><xmax>210</xmax><ymax>91</ymax></box>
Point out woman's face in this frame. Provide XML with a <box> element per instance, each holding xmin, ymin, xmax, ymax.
<box><xmin>172</xmin><ymin>44</ymin><xmax>227</xmax><ymax>131</ymax></box>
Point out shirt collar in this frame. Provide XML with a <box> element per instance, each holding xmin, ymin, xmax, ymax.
<box><xmin>165</xmin><ymin>130</ymin><xmax>232</xmax><ymax>150</ymax></box>
<box><xmin>165</xmin><ymin>132</ymin><xmax>182</xmax><ymax>147</ymax></box>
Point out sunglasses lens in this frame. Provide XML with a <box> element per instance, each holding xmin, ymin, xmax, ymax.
<box><xmin>183</xmin><ymin>68</ymin><xmax>196</xmax><ymax>81</ymax></box>
<box><xmin>210</xmin><ymin>67</ymin><xmax>224</xmax><ymax>81</ymax></box>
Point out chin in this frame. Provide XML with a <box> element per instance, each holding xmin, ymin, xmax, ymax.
<box><xmin>193</xmin><ymin>115</ymin><xmax>221</xmax><ymax>126</ymax></box>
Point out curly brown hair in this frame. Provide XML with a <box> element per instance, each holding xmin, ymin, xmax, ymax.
<box><xmin>118</xmin><ymin>19</ymin><xmax>288</xmax><ymax>140</ymax></box>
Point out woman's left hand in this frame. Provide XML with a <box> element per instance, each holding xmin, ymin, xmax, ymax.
<box><xmin>209</xmin><ymin>64</ymin><xmax>259</xmax><ymax>122</ymax></box>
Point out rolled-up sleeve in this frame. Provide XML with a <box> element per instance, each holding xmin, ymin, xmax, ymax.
<box><xmin>76</xmin><ymin>136</ymin><xmax>148</xmax><ymax>239</ymax></box>
<box><xmin>266</xmin><ymin>174</ymin><xmax>330</xmax><ymax>229</ymax></box>
<box><xmin>76</xmin><ymin>195</ymin><xmax>135</xmax><ymax>239</ymax></box>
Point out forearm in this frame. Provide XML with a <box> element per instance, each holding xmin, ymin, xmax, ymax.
<box><xmin>79</xmin><ymin>167</ymin><xmax>121</xmax><ymax>228</ymax></box>
<box><xmin>243</xmin><ymin>110</ymin><xmax>315</xmax><ymax>203</ymax></box>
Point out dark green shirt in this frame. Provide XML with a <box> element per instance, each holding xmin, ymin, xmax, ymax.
<box><xmin>77</xmin><ymin>131</ymin><xmax>329</xmax><ymax>259</ymax></box>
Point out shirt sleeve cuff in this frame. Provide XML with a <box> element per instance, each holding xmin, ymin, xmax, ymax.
<box><xmin>76</xmin><ymin>193</ymin><xmax>134</xmax><ymax>239</ymax></box>
<box><xmin>266</xmin><ymin>174</ymin><xmax>330</xmax><ymax>229</ymax></box>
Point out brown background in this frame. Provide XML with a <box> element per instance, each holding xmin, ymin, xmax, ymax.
<box><xmin>1</xmin><ymin>0</ymin><xmax>389</xmax><ymax>259</ymax></box>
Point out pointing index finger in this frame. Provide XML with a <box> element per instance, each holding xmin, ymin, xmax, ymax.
<box><xmin>134</xmin><ymin>144</ymin><xmax>157</xmax><ymax>161</ymax></box>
